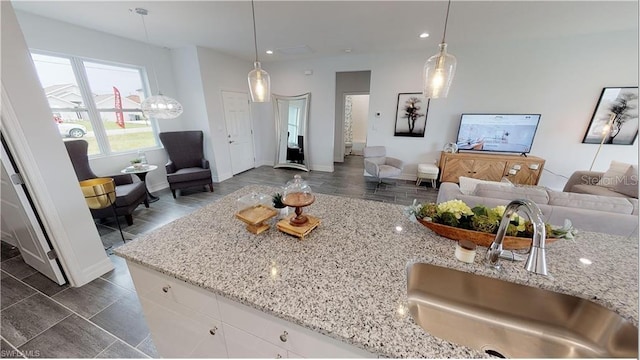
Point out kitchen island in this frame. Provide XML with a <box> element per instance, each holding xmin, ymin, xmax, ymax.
<box><xmin>115</xmin><ymin>185</ymin><xmax>638</xmax><ymax>358</ymax></box>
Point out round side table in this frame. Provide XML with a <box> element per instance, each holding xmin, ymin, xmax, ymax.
<box><xmin>121</xmin><ymin>164</ymin><xmax>159</xmax><ymax>203</ymax></box>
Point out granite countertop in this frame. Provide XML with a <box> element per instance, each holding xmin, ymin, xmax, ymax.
<box><xmin>115</xmin><ymin>185</ymin><xmax>639</xmax><ymax>358</ymax></box>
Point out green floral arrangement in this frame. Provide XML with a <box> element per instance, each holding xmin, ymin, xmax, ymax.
<box><xmin>272</xmin><ymin>193</ymin><xmax>285</xmax><ymax>209</ymax></box>
<box><xmin>405</xmin><ymin>199</ymin><xmax>577</xmax><ymax>240</ymax></box>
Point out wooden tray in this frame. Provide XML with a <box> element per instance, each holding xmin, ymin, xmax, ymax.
<box><xmin>417</xmin><ymin>218</ymin><xmax>559</xmax><ymax>250</ymax></box>
<box><xmin>235</xmin><ymin>205</ymin><xmax>277</xmax><ymax>234</ymax></box>
<box><xmin>277</xmin><ymin>214</ymin><xmax>320</xmax><ymax>240</ymax></box>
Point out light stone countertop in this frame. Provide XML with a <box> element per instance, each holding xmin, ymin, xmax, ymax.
<box><xmin>115</xmin><ymin>185</ymin><xmax>639</xmax><ymax>358</ymax></box>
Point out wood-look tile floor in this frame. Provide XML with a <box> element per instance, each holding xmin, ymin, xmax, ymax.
<box><xmin>0</xmin><ymin>155</ymin><xmax>438</xmax><ymax>358</ymax></box>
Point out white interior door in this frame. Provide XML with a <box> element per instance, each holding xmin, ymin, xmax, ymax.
<box><xmin>222</xmin><ymin>91</ymin><xmax>255</xmax><ymax>175</ymax></box>
<box><xmin>1</xmin><ymin>142</ymin><xmax>66</xmax><ymax>285</ymax></box>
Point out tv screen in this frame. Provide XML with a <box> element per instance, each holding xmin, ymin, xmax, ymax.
<box><xmin>456</xmin><ymin>114</ymin><xmax>541</xmax><ymax>154</ymax></box>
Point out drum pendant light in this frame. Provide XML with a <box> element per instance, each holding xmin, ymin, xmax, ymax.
<box><xmin>423</xmin><ymin>0</ymin><xmax>457</xmax><ymax>99</ymax></box>
<box><xmin>134</xmin><ymin>8</ymin><xmax>183</xmax><ymax>119</ymax></box>
<box><xmin>247</xmin><ymin>0</ymin><xmax>271</xmax><ymax>102</ymax></box>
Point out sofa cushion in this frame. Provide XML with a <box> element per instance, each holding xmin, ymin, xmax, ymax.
<box><xmin>596</xmin><ymin>161</ymin><xmax>633</xmax><ymax>189</ymax></box>
<box><xmin>459</xmin><ymin>176</ymin><xmax>512</xmax><ymax>195</ymax></box>
<box><xmin>548</xmin><ymin>191</ymin><xmax>633</xmax><ymax>214</ymax></box>
<box><xmin>474</xmin><ymin>183</ymin><xmax>550</xmax><ymax>204</ymax></box>
<box><xmin>114</xmin><ymin>182</ymin><xmax>146</xmax><ymax>208</ymax></box>
<box><xmin>612</xmin><ymin>165</ymin><xmax>638</xmax><ymax>198</ymax></box>
<box><xmin>571</xmin><ymin>184</ymin><xmax>630</xmax><ymax>198</ymax></box>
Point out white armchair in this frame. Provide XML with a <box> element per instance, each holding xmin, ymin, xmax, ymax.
<box><xmin>363</xmin><ymin>146</ymin><xmax>404</xmax><ymax>183</ymax></box>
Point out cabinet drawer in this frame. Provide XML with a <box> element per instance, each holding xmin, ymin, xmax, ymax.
<box><xmin>140</xmin><ymin>296</ymin><xmax>227</xmax><ymax>358</ymax></box>
<box><xmin>218</xmin><ymin>296</ymin><xmax>371</xmax><ymax>358</ymax></box>
<box><xmin>128</xmin><ymin>261</ymin><xmax>221</xmax><ymax>320</ymax></box>
<box><xmin>223</xmin><ymin>323</ymin><xmax>287</xmax><ymax>358</ymax></box>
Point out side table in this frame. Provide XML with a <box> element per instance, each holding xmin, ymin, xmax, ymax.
<box><xmin>121</xmin><ymin>164</ymin><xmax>159</xmax><ymax>203</ymax></box>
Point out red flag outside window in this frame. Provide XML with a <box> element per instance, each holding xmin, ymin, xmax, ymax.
<box><xmin>114</xmin><ymin>86</ymin><xmax>125</xmax><ymax>129</ymax></box>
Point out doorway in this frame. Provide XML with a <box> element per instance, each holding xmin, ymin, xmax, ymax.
<box><xmin>222</xmin><ymin>91</ymin><xmax>256</xmax><ymax>175</ymax></box>
<box><xmin>334</xmin><ymin>71</ymin><xmax>371</xmax><ymax>162</ymax></box>
<box><xmin>344</xmin><ymin>94</ymin><xmax>370</xmax><ymax>156</ymax></box>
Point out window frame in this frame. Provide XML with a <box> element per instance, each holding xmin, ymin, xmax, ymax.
<box><xmin>30</xmin><ymin>50</ymin><xmax>161</xmax><ymax>158</ymax></box>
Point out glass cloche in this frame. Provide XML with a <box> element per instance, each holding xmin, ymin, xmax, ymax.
<box><xmin>282</xmin><ymin>175</ymin><xmax>315</xmax><ymax>226</ymax></box>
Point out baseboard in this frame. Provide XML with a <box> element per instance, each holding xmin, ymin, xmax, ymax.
<box><xmin>310</xmin><ymin>164</ymin><xmax>333</xmax><ymax>172</ymax></box>
<box><xmin>148</xmin><ymin>182</ymin><xmax>169</xmax><ymax>193</ymax></box>
<box><xmin>256</xmin><ymin>160</ymin><xmax>273</xmax><ymax>167</ymax></box>
<box><xmin>363</xmin><ymin>173</ymin><xmax>417</xmax><ymax>181</ymax></box>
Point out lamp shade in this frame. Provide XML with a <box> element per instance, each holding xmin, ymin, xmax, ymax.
<box><xmin>79</xmin><ymin>178</ymin><xmax>116</xmax><ymax>210</ymax></box>
<box><xmin>423</xmin><ymin>43</ymin><xmax>457</xmax><ymax>99</ymax></box>
<box><xmin>141</xmin><ymin>94</ymin><xmax>183</xmax><ymax>119</ymax></box>
<box><xmin>248</xmin><ymin>61</ymin><xmax>271</xmax><ymax>102</ymax></box>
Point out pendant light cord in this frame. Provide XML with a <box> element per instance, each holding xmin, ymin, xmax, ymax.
<box><xmin>138</xmin><ymin>10</ymin><xmax>162</xmax><ymax>94</ymax></box>
<box><xmin>251</xmin><ymin>0</ymin><xmax>259</xmax><ymax>63</ymax></box>
<box><xmin>441</xmin><ymin>0</ymin><xmax>452</xmax><ymax>44</ymax></box>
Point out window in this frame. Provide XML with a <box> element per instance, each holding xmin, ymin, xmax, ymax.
<box><xmin>31</xmin><ymin>52</ymin><xmax>158</xmax><ymax>156</ymax></box>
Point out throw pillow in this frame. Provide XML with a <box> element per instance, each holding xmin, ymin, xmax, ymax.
<box><xmin>613</xmin><ymin>165</ymin><xmax>639</xmax><ymax>198</ymax></box>
<box><xmin>459</xmin><ymin>176</ymin><xmax>512</xmax><ymax>195</ymax></box>
<box><xmin>596</xmin><ymin>161</ymin><xmax>633</xmax><ymax>189</ymax></box>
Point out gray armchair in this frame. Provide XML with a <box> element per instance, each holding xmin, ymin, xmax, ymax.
<box><xmin>363</xmin><ymin>146</ymin><xmax>404</xmax><ymax>183</ymax></box>
<box><xmin>64</xmin><ymin>140</ymin><xmax>148</xmax><ymax>226</ymax></box>
<box><xmin>159</xmin><ymin>131</ymin><xmax>214</xmax><ymax>198</ymax></box>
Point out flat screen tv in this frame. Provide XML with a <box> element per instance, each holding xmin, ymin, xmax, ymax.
<box><xmin>456</xmin><ymin>114</ymin><xmax>541</xmax><ymax>154</ymax></box>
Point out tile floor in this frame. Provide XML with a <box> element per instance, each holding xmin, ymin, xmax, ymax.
<box><xmin>0</xmin><ymin>156</ymin><xmax>438</xmax><ymax>358</ymax></box>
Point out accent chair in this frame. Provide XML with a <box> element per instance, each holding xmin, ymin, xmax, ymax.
<box><xmin>158</xmin><ymin>131</ymin><xmax>214</xmax><ymax>198</ymax></box>
<box><xmin>64</xmin><ymin>140</ymin><xmax>148</xmax><ymax>226</ymax></box>
<box><xmin>363</xmin><ymin>146</ymin><xmax>404</xmax><ymax>183</ymax></box>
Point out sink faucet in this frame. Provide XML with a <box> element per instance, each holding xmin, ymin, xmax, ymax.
<box><xmin>486</xmin><ymin>199</ymin><xmax>548</xmax><ymax>275</ymax></box>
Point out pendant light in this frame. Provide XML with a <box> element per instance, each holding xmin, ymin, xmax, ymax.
<box><xmin>247</xmin><ymin>0</ymin><xmax>271</xmax><ymax>102</ymax></box>
<box><xmin>423</xmin><ymin>0</ymin><xmax>457</xmax><ymax>99</ymax></box>
<box><xmin>134</xmin><ymin>8</ymin><xmax>183</xmax><ymax>119</ymax></box>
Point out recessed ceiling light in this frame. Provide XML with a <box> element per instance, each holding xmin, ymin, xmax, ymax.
<box><xmin>265</xmin><ymin>50</ymin><xmax>273</xmax><ymax>55</ymax></box>
<box><xmin>419</xmin><ymin>32</ymin><xmax>430</xmax><ymax>38</ymax></box>
<box><xmin>344</xmin><ymin>48</ymin><xmax>352</xmax><ymax>53</ymax></box>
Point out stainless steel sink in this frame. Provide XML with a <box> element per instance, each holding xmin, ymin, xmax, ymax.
<box><xmin>407</xmin><ymin>262</ymin><xmax>638</xmax><ymax>358</ymax></box>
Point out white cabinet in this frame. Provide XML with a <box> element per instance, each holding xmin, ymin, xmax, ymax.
<box><xmin>218</xmin><ymin>295</ymin><xmax>371</xmax><ymax>358</ymax></box>
<box><xmin>223</xmin><ymin>323</ymin><xmax>287</xmax><ymax>358</ymax></box>
<box><xmin>126</xmin><ymin>261</ymin><xmax>373</xmax><ymax>359</ymax></box>
<box><xmin>139</xmin><ymin>297</ymin><xmax>227</xmax><ymax>358</ymax></box>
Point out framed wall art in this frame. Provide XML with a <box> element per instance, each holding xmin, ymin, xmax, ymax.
<box><xmin>394</xmin><ymin>93</ymin><xmax>429</xmax><ymax>137</ymax></box>
<box><xmin>582</xmin><ymin>87</ymin><xmax>639</xmax><ymax>145</ymax></box>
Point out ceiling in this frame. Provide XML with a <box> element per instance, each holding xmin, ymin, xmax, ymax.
<box><xmin>11</xmin><ymin>1</ymin><xmax>639</xmax><ymax>62</ymax></box>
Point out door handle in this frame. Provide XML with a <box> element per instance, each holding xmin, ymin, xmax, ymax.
<box><xmin>229</xmin><ymin>141</ymin><xmax>235</xmax><ymax>144</ymax></box>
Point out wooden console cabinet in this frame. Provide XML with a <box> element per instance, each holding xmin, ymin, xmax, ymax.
<box><xmin>438</xmin><ymin>152</ymin><xmax>545</xmax><ymax>185</ymax></box>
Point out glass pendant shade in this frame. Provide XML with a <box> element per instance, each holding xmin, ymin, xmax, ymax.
<box><xmin>423</xmin><ymin>43</ymin><xmax>457</xmax><ymax>99</ymax></box>
<box><xmin>248</xmin><ymin>61</ymin><xmax>271</xmax><ymax>102</ymax></box>
<box><xmin>141</xmin><ymin>94</ymin><xmax>183</xmax><ymax>119</ymax></box>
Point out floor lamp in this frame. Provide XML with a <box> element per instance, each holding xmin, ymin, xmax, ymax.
<box><xmin>589</xmin><ymin>113</ymin><xmax>616</xmax><ymax>171</ymax></box>
<box><xmin>79</xmin><ymin>178</ymin><xmax>126</xmax><ymax>251</ymax></box>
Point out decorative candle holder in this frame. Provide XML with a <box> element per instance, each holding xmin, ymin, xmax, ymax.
<box><xmin>281</xmin><ymin>175</ymin><xmax>315</xmax><ymax>226</ymax></box>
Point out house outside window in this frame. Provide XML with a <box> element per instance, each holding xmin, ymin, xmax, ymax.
<box><xmin>31</xmin><ymin>52</ymin><xmax>159</xmax><ymax>156</ymax></box>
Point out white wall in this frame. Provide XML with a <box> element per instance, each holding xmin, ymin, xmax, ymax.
<box><xmin>2</xmin><ymin>2</ymin><xmax>112</xmax><ymax>286</ymax></box>
<box><xmin>170</xmin><ymin>46</ymin><xmax>217</xmax><ymax>179</ymax></box>
<box><xmin>14</xmin><ymin>10</ymin><xmax>182</xmax><ymax>192</ymax></box>
<box><xmin>195</xmin><ymin>46</ymin><xmax>252</xmax><ymax>181</ymax></box>
<box><xmin>260</xmin><ymin>29</ymin><xmax>638</xmax><ymax>189</ymax></box>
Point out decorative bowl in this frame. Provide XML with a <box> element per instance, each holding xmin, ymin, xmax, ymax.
<box><xmin>417</xmin><ymin>218</ymin><xmax>559</xmax><ymax>250</ymax></box>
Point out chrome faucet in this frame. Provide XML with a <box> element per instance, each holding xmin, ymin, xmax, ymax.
<box><xmin>486</xmin><ymin>199</ymin><xmax>548</xmax><ymax>276</ymax></box>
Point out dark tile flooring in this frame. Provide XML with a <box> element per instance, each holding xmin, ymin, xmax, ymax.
<box><xmin>0</xmin><ymin>155</ymin><xmax>438</xmax><ymax>358</ymax></box>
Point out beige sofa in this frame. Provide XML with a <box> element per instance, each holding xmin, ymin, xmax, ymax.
<box><xmin>563</xmin><ymin>168</ymin><xmax>638</xmax><ymax>199</ymax></box>
<box><xmin>436</xmin><ymin>180</ymin><xmax>638</xmax><ymax>237</ymax></box>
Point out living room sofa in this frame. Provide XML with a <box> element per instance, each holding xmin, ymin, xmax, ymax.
<box><xmin>436</xmin><ymin>180</ymin><xmax>639</xmax><ymax>237</ymax></box>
